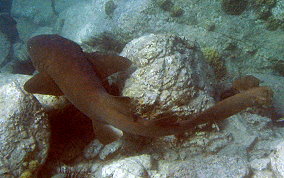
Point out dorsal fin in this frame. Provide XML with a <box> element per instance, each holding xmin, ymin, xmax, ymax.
<box><xmin>24</xmin><ymin>72</ymin><xmax>63</xmax><ymax>96</ymax></box>
<box><xmin>85</xmin><ymin>52</ymin><xmax>132</xmax><ymax>79</ymax></box>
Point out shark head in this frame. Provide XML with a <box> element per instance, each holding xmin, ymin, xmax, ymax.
<box><xmin>27</xmin><ymin>34</ymin><xmax>83</xmax><ymax>71</ymax></box>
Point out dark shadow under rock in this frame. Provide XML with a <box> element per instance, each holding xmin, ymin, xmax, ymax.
<box><xmin>38</xmin><ymin>105</ymin><xmax>95</xmax><ymax>177</ymax></box>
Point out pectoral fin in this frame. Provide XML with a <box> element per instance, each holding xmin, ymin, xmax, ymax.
<box><xmin>85</xmin><ymin>52</ymin><xmax>132</xmax><ymax>79</ymax></box>
<box><xmin>24</xmin><ymin>72</ymin><xmax>63</xmax><ymax>96</ymax></box>
<box><xmin>92</xmin><ymin>119</ymin><xmax>123</xmax><ymax>145</ymax></box>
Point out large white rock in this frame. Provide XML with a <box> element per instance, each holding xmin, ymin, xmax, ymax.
<box><xmin>121</xmin><ymin>34</ymin><xmax>215</xmax><ymax>119</ymax></box>
<box><xmin>0</xmin><ymin>74</ymin><xmax>49</xmax><ymax>177</ymax></box>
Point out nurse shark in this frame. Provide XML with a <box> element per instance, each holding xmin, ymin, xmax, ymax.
<box><xmin>24</xmin><ymin>34</ymin><xmax>273</xmax><ymax>144</ymax></box>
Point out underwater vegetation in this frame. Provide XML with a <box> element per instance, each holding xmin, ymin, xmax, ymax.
<box><xmin>253</xmin><ymin>0</ymin><xmax>276</xmax><ymax>20</ymax></box>
<box><xmin>82</xmin><ymin>32</ymin><xmax>125</xmax><ymax>54</ymax></box>
<box><xmin>202</xmin><ymin>47</ymin><xmax>226</xmax><ymax>79</ymax></box>
<box><xmin>156</xmin><ymin>0</ymin><xmax>173</xmax><ymax>11</ymax></box>
<box><xmin>251</xmin><ymin>0</ymin><xmax>284</xmax><ymax>31</ymax></box>
<box><xmin>269</xmin><ymin>58</ymin><xmax>284</xmax><ymax>76</ymax></box>
<box><xmin>254</xmin><ymin>0</ymin><xmax>276</xmax><ymax>7</ymax></box>
<box><xmin>221</xmin><ymin>0</ymin><xmax>248</xmax><ymax>15</ymax></box>
<box><xmin>265</xmin><ymin>16</ymin><xmax>282</xmax><ymax>31</ymax></box>
<box><xmin>155</xmin><ymin>0</ymin><xmax>184</xmax><ymax>17</ymax></box>
<box><xmin>255</xmin><ymin>6</ymin><xmax>272</xmax><ymax>20</ymax></box>
<box><xmin>170</xmin><ymin>5</ymin><xmax>184</xmax><ymax>17</ymax></box>
<box><xmin>105</xmin><ymin>0</ymin><xmax>117</xmax><ymax>17</ymax></box>
<box><xmin>19</xmin><ymin>160</ymin><xmax>40</xmax><ymax>178</ymax></box>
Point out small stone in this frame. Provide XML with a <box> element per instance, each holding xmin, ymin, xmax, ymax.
<box><xmin>170</xmin><ymin>6</ymin><xmax>184</xmax><ymax>17</ymax></box>
<box><xmin>105</xmin><ymin>0</ymin><xmax>117</xmax><ymax>16</ymax></box>
<box><xmin>0</xmin><ymin>168</ymin><xmax>10</xmax><ymax>174</ymax></box>
<box><xmin>250</xmin><ymin>158</ymin><xmax>271</xmax><ymax>171</ymax></box>
<box><xmin>252</xmin><ymin>170</ymin><xmax>274</xmax><ymax>178</ymax></box>
<box><xmin>221</xmin><ymin>0</ymin><xmax>248</xmax><ymax>15</ymax></box>
<box><xmin>83</xmin><ymin>140</ymin><xmax>104</xmax><ymax>160</ymax></box>
<box><xmin>99</xmin><ymin>140</ymin><xmax>123</xmax><ymax>160</ymax></box>
<box><xmin>101</xmin><ymin>154</ymin><xmax>152</xmax><ymax>177</ymax></box>
<box><xmin>28</xmin><ymin>160</ymin><xmax>40</xmax><ymax>172</ymax></box>
<box><xmin>19</xmin><ymin>171</ymin><xmax>32</xmax><ymax>178</ymax></box>
<box><xmin>51</xmin><ymin>173</ymin><xmax>67</xmax><ymax>178</ymax></box>
<box><xmin>270</xmin><ymin>141</ymin><xmax>284</xmax><ymax>177</ymax></box>
<box><xmin>168</xmin><ymin>155</ymin><xmax>249</xmax><ymax>177</ymax></box>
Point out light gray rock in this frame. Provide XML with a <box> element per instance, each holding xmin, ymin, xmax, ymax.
<box><xmin>112</xmin><ymin>0</ymin><xmax>155</xmax><ymax>39</ymax></box>
<box><xmin>99</xmin><ymin>139</ymin><xmax>123</xmax><ymax>160</ymax></box>
<box><xmin>57</xmin><ymin>0</ymin><xmax>112</xmax><ymax>43</ymax></box>
<box><xmin>53</xmin><ymin>0</ymin><xmax>90</xmax><ymax>14</ymax></box>
<box><xmin>29</xmin><ymin>27</ymin><xmax>55</xmax><ymax>39</ymax></box>
<box><xmin>272</xmin><ymin>0</ymin><xmax>284</xmax><ymax>20</ymax></box>
<box><xmin>50</xmin><ymin>0</ymin><xmax>284</xmax><ymax>77</ymax></box>
<box><xmin>250</xmin><ymin>139</ymin><xmax>284</xmax><ymax>161</ymax></box>
<box><xmin>121</xmin><ymin>34</ymin><xmax>215</xmax><ymax>119</ymax></box>
<box><xmin>12</xmin><ymin>42</ymin><xmax>29</xmax><ymax>62</ymax></box>
<box><xmin>167</xmin><ymin>155</ymin><xmax>249</xmax><ymax>178</ymax></box>
<box><xmin>0</xmin><ymin>74</ymin><xmax>49</xmax><ymax>177</ymax></box>
<box><xmin>9</xmin><ymin>75</ymin><xmax>71</xmax><ymax>112</ymax></box>
<box><xmin>178</xmin><ymin>132</ymin><xmax>233</xmax><ymax>159</ymax></box>
<box><xmin>252</xmin><ymin>74</ymin><xmax>284</xmax><ymax>116</ymax></box>
<box><xmin>0</xmin><ymin>31</ymin><xmax>10</xmax><ymax>66</ymax></box>
<box><xmin>250</xmin><ymin>158</ymin><xmax>271</xmax><ymax>171</ymax></box>
<box><xmin>11</xmin><ymin>0</ymin><xmax>55</xmax><ymax>25</ymax></box>
<box><xmin>33</xmin><ymin>94</ymin><xmax>70</xmax><ymax>112</ymax></box>
<box><xmin>252</xmin><ymin>170</ymin><xmax>275</xmax><ymax>178</ymax></box>
<box><xmin>13</xmin><ymin>18</ymin><xmax>39</xmax><ymax>43</ymax></box>
<box><xmin>83</xmin><ymin>140</ymin><xmax>104</xmax><ymax>160</ymax></box>
<box><xmin>11</xmin><ymin>26</ymin><xmax>55</xmax><ymax>64</ymax></box>
<box><xmin>271</xmin><ymin>141</ymin><xmax>284</xmax><ymax>178</ymax></box>
<box><xmin>56</xmin><ymin>0</ymin><xmax>154</xmax><ymax>44</ymax></box>
<box><xmin>220</xmin><ymin>113</ymin><xmax>274</xmax><ymax>160</ymax></box>
<box><xmin>0</xmin><ymin>61</ymin><xmax>14</xmax><ymax>73</ymax></box>
<box><xmin>223</xmin><ymin>113</ymin><xmax>272</xmax><ymax>142</ymax></box>
<box><xmin>100</xmin><ymin>154</ymin><xmax>152</xmax><ymax>178</ymax></box>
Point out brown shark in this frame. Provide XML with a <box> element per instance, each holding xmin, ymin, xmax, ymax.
<box><xmin>24</xmin><ymin>34</ymin><xmax>274</xmax><ymax>144</ymax></box>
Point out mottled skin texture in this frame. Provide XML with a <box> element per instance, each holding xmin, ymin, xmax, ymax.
<box><xmin>25</xmin><ymin>34</ymin><xmax>274</xmax><ymax>143</ymax></box>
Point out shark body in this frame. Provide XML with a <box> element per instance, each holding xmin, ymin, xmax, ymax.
<box><xmin>24</xmin><ymin>34</ymin><xmax>273</xmax><ymax>144</ymax></box>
